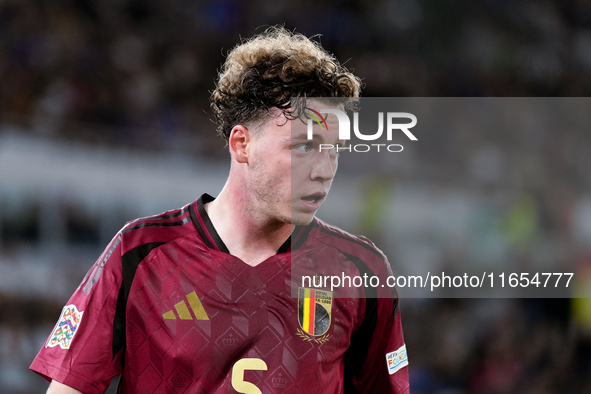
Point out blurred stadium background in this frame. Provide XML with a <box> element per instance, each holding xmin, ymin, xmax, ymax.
<box><xmin>1</xmin><ymin>0</ymin><xmax>591</xmax><ymax>393</ymax></box>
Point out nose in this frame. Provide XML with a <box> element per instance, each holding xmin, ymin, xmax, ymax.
<box><xmin>310</xmin><ymin>150</ymin><xmax>337</xmax><ymax>181</ymax></box>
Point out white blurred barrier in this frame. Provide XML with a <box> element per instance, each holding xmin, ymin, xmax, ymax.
<box><xmin>0</xmin><ymin>130</ymin><xmax>229</xmax><ymax>248</ymax></box>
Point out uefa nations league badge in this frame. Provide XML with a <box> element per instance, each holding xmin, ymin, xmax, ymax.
<box><xmin>386</xmin><ymin>344</ymin><xmax>409</xmax><ymax>375</ymax></box>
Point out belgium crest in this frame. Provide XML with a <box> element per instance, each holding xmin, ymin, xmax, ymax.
<box><xmin>297</xmin><ymin>288</ymin><xmax>332</xmax><ymax>337</ymax></box>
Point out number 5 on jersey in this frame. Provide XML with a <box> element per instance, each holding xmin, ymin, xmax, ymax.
<box><xmin>231</xmin><ymin>358</ymin><xmax>268</xmax><ymax>394</ymax></box>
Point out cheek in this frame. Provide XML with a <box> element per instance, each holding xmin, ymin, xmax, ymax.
<box><xmin>255</xmin><ymin>165</ymin><xmax>290</xmax><ymax>191</ymax></box>
<box><xmin>289</xmin><ymin>164</ymin><xmax>309</xmax><ymax>184</ymax></box>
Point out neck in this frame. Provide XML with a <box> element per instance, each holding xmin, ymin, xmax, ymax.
<box><xmin>205</xmin><ymin>180</ymin><xmax>294</xmax><ymax>267</ymax></box>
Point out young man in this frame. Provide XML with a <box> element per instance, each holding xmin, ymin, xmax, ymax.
<box><xmin>31</xmin><ymin>27</ymin><xmax>409</xmax><ymax>393</ymax></box>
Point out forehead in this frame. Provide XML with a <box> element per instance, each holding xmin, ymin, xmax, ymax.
<box><xmin>302</xmin><ymin>99</ymin><xmax>345</xmax><ymax>119</ymax></box>
<box><xmin>253</xmin><ymin>102</ymin><xmax>344</xmax><ymax>139</ymax></box>
<box><xmin>291</xmin><ymin>100</ymin><xmax>343</xmax><ymax>138</ymax></box>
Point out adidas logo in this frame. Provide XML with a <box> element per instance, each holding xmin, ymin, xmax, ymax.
<box><xmin>163</xmin><ymin>291</ymin><xmax>209</xmax><ymax>321</ymax></box>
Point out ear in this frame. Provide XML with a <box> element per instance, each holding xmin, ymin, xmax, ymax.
<box><xmin>228</xmin><ymin>125</ymin><xmax>250</xmax><ymax>164</ymax></box>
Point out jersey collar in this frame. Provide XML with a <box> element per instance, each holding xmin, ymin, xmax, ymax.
<box><xmin>189</xmin><ymin>194</ymin><xmax>301</xmax><ymax>254</ymax></box>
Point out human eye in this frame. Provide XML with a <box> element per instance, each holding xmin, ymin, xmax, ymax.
<box><xmin>332</xmin><ymin>144</ymin><xmax>344</xmax><ymax>157</ymax></box>
<box><xmin>293</xmin><ymin>143</ymin><xmax>313</xmax><ymax>153</ymax></box>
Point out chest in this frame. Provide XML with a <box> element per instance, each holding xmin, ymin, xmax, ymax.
<box><xmin>123</xmin><ymin>253</ymin><xmax>361</xmax><ymax>393</ymax></box>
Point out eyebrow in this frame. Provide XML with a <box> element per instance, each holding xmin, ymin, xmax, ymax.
<box><xmin>292</xmin><ymin>133</ymin><xmax>317</xmax><ymax>141</ymax></box>
<box><xmin>292</xmin><ymin>133</ymin><xmax>347</xmax><ymax>146</ymax></box>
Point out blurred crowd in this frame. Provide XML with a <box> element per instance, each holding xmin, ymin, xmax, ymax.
<box><xmin>2</xmin><ymin>0</ymin><xmax>591</xmax><ymax>152</ymax></box>
<box><xmin>2</xmin><ymin>0</ymin><xmax>591</xmax><ymax>393</ymax></box>
<box><xmin>404</xmin><ymin>297</ymin><xmax>591</xmax><ymax>393</ymax></box>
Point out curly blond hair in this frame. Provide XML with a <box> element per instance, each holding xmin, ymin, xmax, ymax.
<box><xmin>211</xmin><ymin>26</ymin><xmax>361</xmax><ymax>141</ymax></box>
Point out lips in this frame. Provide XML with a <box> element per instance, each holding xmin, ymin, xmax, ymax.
<box><xmin>299</xmin><ymin>192</ymin><xmax>326</xmax><ymax>211</ymax></box>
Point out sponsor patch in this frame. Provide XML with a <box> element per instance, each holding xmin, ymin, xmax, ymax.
<box><xmin>46</xmin><ymin>305</ymin><xmax>84</xmax><ymax>349</ymax></box>
<box><xmin>386</xmin><ymin>344</ymin><xmax>408</xmax><ymax>375</ymax></box>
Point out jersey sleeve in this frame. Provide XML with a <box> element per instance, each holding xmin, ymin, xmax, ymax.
<box><xmin>30</xmin><ymin>233</ymin><xmax>125</xmax><ymax>394</ymax></box>
<box><xmin>344</xmin><ymin>259</ymin><xmax>410</xmax><ymax>393</ymax></box>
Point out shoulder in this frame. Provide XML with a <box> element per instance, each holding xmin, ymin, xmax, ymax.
<box><xmin>303</xmin><ymin>217</ymin><xmax>393</xmax><ymax>277</ymax></box>
<box><xmin>301</xmin><ymin>218</ymin><xmax>398</xmax><ymax>307</ymax></box>
<box><xmin>116</xmin><ymin>203</ymin><xmax>196</xmax><ymax>256</ymax></box>
<box><xmin>308</xmin><ymin>217</ymin><xmax>387</xmax><ymax>260</ymax></box>
<box><xmin>79</xmin><ymin>203</ymin><xmax>198</xmax><ymax>294</ymax></box>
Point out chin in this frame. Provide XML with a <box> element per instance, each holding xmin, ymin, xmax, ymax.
<box><xmin>289</xmin><ymin>212</ymin><xmax>316</xmax><ymax>226</ymax></box>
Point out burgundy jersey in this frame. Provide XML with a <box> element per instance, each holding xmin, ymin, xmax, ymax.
<box><xmin>31</xmin><ymin>194</ymin><xmax>409</xmax><ymax>393</ymax></box>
